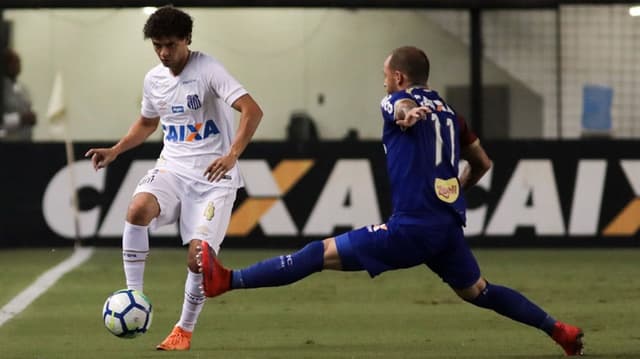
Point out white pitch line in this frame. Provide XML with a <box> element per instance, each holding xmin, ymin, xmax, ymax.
<box><xmin>0</xmin><ymin>246</ymin><xmax>94</xmax><ymax>327</ymax></box>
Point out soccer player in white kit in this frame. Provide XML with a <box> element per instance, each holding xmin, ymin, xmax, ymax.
<box><xmin>85</xmin><ymin>6</ymin><xmax>263</xmax><ymax>350</ymax></box>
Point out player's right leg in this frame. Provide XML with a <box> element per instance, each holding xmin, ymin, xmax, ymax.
<box><xmin>122</xmin><ymin>192</ymin><xmax>160</xmax><ymax>292</ymax></box>
<box><xmin>456</xmin><ymin>277</ymin><xmax>583</xmax><ymax>356</ymax></box>
<box><xmin>127</xmin><ymin>169</ymin><xmax>186</xmax><ymax>350</ymax></box>
<box><xmin>430</xmin><ymin>226</ymin><xmax>583</xmax><ymax>356</ymax></box>
<box><xmin>455</xmin><ymin>277</ymin><xmax>583</xmax><ymax>355</ymax></box>
<box><xmin>126</xmin><ymin>168</ymin><xmax>180</xmax><ymax>293</ymax></box>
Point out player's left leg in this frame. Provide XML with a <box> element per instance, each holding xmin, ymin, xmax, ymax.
<box><xmin>156</xmin><ymin>240</ymin><xmax>202</xmax><ymax>351</ymax></box>
<box><xmin>199</xmin><ymin>222</ymin><xmax>423</xmax><ymax>297</ymax></box>
<box><xmin>198</xmin><ymin>226</ymin><xmax>373</xmax><ymax>298</ymax></box>
<box><xmin>158</xmin><ymin>186</ymin><xmax>236</xmax><ymax>351</ymax></box>
<box><xmin>199</xmin><ymin>238</ymin><xmax>331</xmax><ymax>298</ymax></box>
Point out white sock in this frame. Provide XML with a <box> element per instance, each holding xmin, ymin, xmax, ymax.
<box><xmin>176</xmin><ymin>270</ymin><xmax>206</xmax><ymax>332</ymax></box>
<box><xmin>122</xmin><ymin>221</ymin><xmax>149</xmax><ymax>292</ymax></box>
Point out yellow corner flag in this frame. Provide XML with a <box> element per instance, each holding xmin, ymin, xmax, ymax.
<box><xmin>46</xmin><ymin>71</ymin><xmax>81</xmax><ymax>241</ymax></box>
<box><xmin>47</xmin><ymin>72</ymin><xmax>66</xmax><ymax>136</ymax></box>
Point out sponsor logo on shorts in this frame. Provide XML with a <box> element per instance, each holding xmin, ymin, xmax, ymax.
<box><xmin>204</xmin><ymin>202</ymin><xmax>215</xmax><ymax>221</ymax></box>
<box><xmin>171</xmin><ymin>106</ymin><xmax>185</xmax><ymax>113</ymax></box>
<box><xmin>137</xmin><ymin>169</ymin><xmax>159</xmax><ymax>186</ymax></box>
<box><xmin>367</xmin><ymin>223</ymin><xmax>388</xmax><ymax>232</ymax></box>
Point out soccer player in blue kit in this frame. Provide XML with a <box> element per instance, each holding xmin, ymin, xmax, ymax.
<box><xmin>197</xmin><ymin>46</ymin><xmax>584</xmax><ymax>356</ymax></box>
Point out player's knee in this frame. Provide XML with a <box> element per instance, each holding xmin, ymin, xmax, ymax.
<box><xmin>322</xmin><ymin>238</ymin><xmax>342</xmax><ymax>270</ymax></box>
<box><xmin>187</xmin><ymin>239</ymin><xmax>203</xmax><ymax>273</ymax></box>
<box><xmin>455</xmin><ymin>277</ymin><xmax>487</xmax><ymax>301</ymax></box>
<box><xmin>126</xmin><ymin>201</ymin><xmax>155</xmax><ymax>225</ymax></box>
<box><xmin>126</xmin><ymin>194</ymin><xmax>160</xmax><ymax>225</ymax></box>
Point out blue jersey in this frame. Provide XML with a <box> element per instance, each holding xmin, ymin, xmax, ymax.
<box><xmin>380</xmin><ymin>87</ymin><xmax>468</xmax><ymax>226</ymax></box>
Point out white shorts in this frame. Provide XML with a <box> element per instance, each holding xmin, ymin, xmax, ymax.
<box><xmin>133</xmin><ymin>167</ymin><xmax>237</xmax><ymax>254</ymax></box>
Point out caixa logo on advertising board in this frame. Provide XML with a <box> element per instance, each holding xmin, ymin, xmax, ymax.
<box><xmin>42</xmin><ymin>158</ymin><xmax>640</xmax><ymax>239</ymax></box>
<box><xmin>42</xmin><ymin>159</ymin><xmax>382</xmax><ymax>239</ymax></box>
<box><xmin>465</xmin><ymin>159</ymin><xmax>640</xmax><ymax>237</ymax></box>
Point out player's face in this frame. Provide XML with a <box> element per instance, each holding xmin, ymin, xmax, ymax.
<box><xmin>383</xmin><ymin>56</ymin><xmax>400</xmax><ymax>94</ymax></box>
<box><xmin>151</xmin><ymin>36</ymin><xmax>190</xmax><ymax>73</ymax></box>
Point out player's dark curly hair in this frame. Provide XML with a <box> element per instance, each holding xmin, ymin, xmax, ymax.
<box><xmin>143</xmin><ymin>5</ymin><xmax>193</xmax><ymax>43</ymax></box>
<box><xmin>389</xmin><ymin>46</ymin><xmax>430</xmax><ymax>85</ymax></box>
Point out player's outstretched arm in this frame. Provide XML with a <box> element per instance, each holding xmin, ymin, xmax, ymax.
<box><xmin>204</xmin><ymin>94</ymin><xmax>263</xmax><ymax>182</ymax></box>
<box><xmin>394</xmin><ymin>99</ymin><xmax>429</xmax><ymax>130</ymax></box>
<box><xmin>84</xmin><ymin>115</ymin><xmax>160</xmax><ymax>171</ymax></box>
<box><xmin>459</xmin><ymin>139</ymin><xmax>492</xmax><ymax>190</ymax></box>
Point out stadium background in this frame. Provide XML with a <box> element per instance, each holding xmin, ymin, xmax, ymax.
<box><xmin>1</xmin><ymin>0</ymin><xmax>639</xmax><ymax>247</ymax></box>
<box><xmin>2</xmin><ymin>2</ymin><xmax>640</xmax><ymax>358</ymax></box>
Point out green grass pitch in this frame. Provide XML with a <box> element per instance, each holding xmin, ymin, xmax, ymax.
<box><xmin>1</xmin><ymin>247</ymin><xmax>639</xmax><ymax>358</ymax></box>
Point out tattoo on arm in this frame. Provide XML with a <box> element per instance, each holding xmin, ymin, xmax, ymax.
<box><xmin>394</xmin><ymin>99</ymin><xmax>418</xmax><ymax>122</ymax></box>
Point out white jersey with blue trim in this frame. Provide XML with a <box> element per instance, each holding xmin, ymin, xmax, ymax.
<box><xmin>141</xmin><ymin>51</ymin><xmax>247</xmax><ymax>188</ymax></box>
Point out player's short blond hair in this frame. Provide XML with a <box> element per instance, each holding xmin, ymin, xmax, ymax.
<box><xmin>389</xmin><ymin>46</ymin><xmax>430</xmax><ymax>86</ymax></box>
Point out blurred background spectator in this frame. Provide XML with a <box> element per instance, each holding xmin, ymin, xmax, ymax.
<box><xmin>1</xmin><ymin>48</ymin><xmax>36</xmax><ymax>141</ymax></box>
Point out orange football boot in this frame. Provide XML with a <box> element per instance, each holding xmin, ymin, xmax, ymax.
<box><xmin>156</xmin><ymin>326</ymin><xmax>192</xmax><ymax>351</ymax></box>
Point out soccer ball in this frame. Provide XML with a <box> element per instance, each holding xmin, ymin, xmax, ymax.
<box><xmin>102</xmin><ymin>289</ymin><xmax>153</xmax><ymax>338</ymax></box>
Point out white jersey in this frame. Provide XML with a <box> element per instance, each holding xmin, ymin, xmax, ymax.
<box><xmin>141</xmin><ymin>51</ymin><xmax>247</xmax><ymax>188</ymax></box>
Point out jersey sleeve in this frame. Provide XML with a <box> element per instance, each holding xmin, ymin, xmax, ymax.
<box><xmin>140</xmin><ymin>73</ymin><xmax>159</xmax><ymax>118</ymax></box>
<box><xmin>457</xmin><ymin>115</ymin><xmax>478</xmax><ymax>147</ymax></box>
<box><xmin>205</xmin><ymin>58</ymin><xmax>248</xmax><ymax>107</ymax></box>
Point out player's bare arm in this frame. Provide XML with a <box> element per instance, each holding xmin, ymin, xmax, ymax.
<box><xmin>204</xmin><ymin>94</ymin><xmax>263</xmax><ymax>182</ymax></box>
<box><xmin>84</xmin><ymin>115</ymin><xmax>160</xmax><ymax>171</ymax></box>
<box><xmin>459</xmin><ymin>139</ymin><xmax>492</xmax><ymax>190</ymax></box>
<box><xmin>394</xmin><ymin>99</ymin><xmax>430</xmax><ymax>129</ymax></box>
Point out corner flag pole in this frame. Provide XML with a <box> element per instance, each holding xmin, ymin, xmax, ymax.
<box><xmin>47</xmin><ymin>72</ymin><xmax>81</xmax><ymax>245</ymax></box>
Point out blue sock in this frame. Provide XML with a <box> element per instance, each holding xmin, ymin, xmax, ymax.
<box><xmin>231</xmin><ymin>241</ymin><xmax>324</xmax><ymax>289</ymax></box>
<box><xmin>468</xmin><ymin>282</ymin><xmax>557</xmax><ymax>336</ymax></box>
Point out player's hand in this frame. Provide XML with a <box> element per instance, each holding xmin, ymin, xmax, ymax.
<box><xmin>396</xmin><ymin>106</ymin><xmax>430</xmax><ymax>129</ymax></box>
<box><xmin>84</xmin><ymin>147</ymin><xmax>118</xmax><ymax>171</ymax></box>
<box><xmin>204</xmin><ymin>153</ymin><xmax>237</xmax><ymax>182</ymax></box>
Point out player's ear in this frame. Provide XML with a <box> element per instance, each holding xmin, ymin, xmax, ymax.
<box><xmin>186</xmin><ymin>34</ymin><xmax>192</xmax><ymax>45</ymax></box>
<box><xmin>394</xmin><ymin>71</ymin><xmax>403</xmax><ymax>86</ymax></box>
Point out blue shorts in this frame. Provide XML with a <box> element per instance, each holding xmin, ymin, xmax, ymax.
<box><xmin>335</xmin><ymin>221</ymin><xmax>480</xmax><ymax>289</ymax></box>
